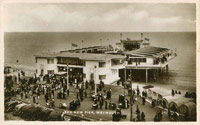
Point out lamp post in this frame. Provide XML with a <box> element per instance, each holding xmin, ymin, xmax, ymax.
<box><xmin>66</xmin><ymin>64</ymin><xmax>69</xmax><ymax>90</ymax></box>
<box><xmin>130</xmin><ymin>72</ymin><xmax>133</xmax><ymax>121</ymax></box>
<box><xmin>16</xmin><ymin>60</ymin><xmax>19</xmax><ymax>84</ymax></box>
<box><xmin>94</xmin><ymin>65</ymin><xmax>97</xmax><ymax>95</ymax></box>
<box><xmin>123</xmin><ymin>64</ymin><xmax>126</xmax><ymax>96</ymax></box>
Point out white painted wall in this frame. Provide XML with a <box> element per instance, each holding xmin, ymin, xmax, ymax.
<box><xmin>36</xmin><ymin>57</ymin><xmax>121</xmax><ymax>84</ymax></box>
<box><xmin>83</xmin><ymin>61</ymin><xmax>99</xmax><ymax>83</ymax></box>
<box><xmin>83</xmin><ymin>60</ymin><xmax>120</xmax><ymax>84</ymax></box>
<box><xmin>36</xmin><ymin>57</ymin><xmax>58</xmax><ymax>77</ymax></box>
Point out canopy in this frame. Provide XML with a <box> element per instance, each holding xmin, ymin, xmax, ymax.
<box><xmin>179</xmin><ymin>101</ymin><xmax>196</xmax><ymax>117</ymax></box>
<box><xmin>56</xmin><ymin>72</ymin><xmax>67</xmax><ymax>75</ymax></box>
<box><xmin>143</xmin><ymin>85</ymin><xmax>154</xmax><ymax>89</ymax></box>
<box><xmin>150</xmin><ymin>87</ymin><xmax>171</xmax><ymax>97</ymax></box>
<box><xmin>161</xmin><ymin>95</ymin><xmax>192</xmax><ymax>110</ymax></box>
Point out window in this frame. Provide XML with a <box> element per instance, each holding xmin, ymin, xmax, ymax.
<box><xmin>47</xmin><ymin>59</ymin><xmax>54</xmax><ymax>64</ymax></box>
<box><xmin>142</xmin><ymin>58</ymin><xmax>146</xmax><ymax>62</ymax></box>
<box><xmin>83</xmin><ymin>61</ymin><xmax>86</xmax><ymax>66</ymax></box>
<box><xmin>35</xmin><ymin>58</ymin><xmax>37</xmax><ymax>63</ymax></box>
<box><xmin>48</xmin><ymin>70</ymin><xmax>54</xmax><ymax>74</ymax></box>
<box><xmin>99</xmin><ymin>62</ymin><xmax>106</xmax><ymax>67</ymax></box>
<box><xmin>132</xmin><ymin>58</ymin><xmax>146</xmax><ymax>63</ymax></box>
<box><xmin>112</xmin><ymin>69</ymin><xmax>117</xmax><ymax>74</ymax></box>
<box><xmin>99</xmin><ymin>75</ymin><xmax>106</xmax><ymax>80</ymax></box>
<box><xmin>36</xmin><ymin>69</ymin><xmax>38</xmax><ymax>73</ymax></box>
<box><xmin>83</xmin><ymin>73</ymin><xmax>86</xmax><ymax>78</ymax></box>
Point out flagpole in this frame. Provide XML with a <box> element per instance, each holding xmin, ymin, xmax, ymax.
<box><xmin>16</xmin><ymin>60</ymin><xmax>19</xmax><ymax>84</ymax></box>
<box><xmin>100</xmin><ymin>39</ymin><xmax>102</xmax><ymax>46</ymax></box>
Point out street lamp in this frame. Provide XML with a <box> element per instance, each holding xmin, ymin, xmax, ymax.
<box><xmin>66</xmin><ymin>64</ymin><xmax>69</xmax><ymax>90</ymax></box>
<box><xmin>16</xmin><ymin>60</ymin><xmax>19</xmax><ymax>84</ymax></box>
<box><xmin>123</xmin><ymin>64</ymin><xmax>126</xmax><ymax>96</ymax></box>
<box><xmin>129</xmin><ymin>71</ymin><xmax>133</xmax><ymax>121</ymax></box>
<box><xmin>94</xmin><ymin>65</ymin><xmax>97</xmax><ymax>95</ymax></box>
<box><xmin>130</xmin><ymin>81</ymin><xmax>133</xmax><ymax>121</ymax></box>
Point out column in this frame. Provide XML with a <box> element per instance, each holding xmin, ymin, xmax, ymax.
<box><xmin>124</xmin><ymin>67</ymin><xmax>126</xmax><ymax>81</ymax></box>
<box><xmin>67</xmin><ymin>65</ymin><xmax>69</xmax><ymax>89</ymax></box>
<box><xmin>166</xmin><ymin>64</ymin><xmax>169</xmax><ymax>71</ymax></box>
<box><xmin>146</xmin><ymin>69</ymin><xmax>148</xmax><ymax>83</ymax></box>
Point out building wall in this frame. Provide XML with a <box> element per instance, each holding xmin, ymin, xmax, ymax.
<box><xmin>36</xmin><ymin>57</ymin><xmax>58</xmax><ymax>77</ymax></box>
<box><xmin>36</xmin><ymin>57</ymin><xmax>121</xmax><ymax>84</ymax></box>
<box><xmin>83</xmin><ymin>61</ymin><xmax>99</xmax><ymax>83</ymax></box>
<box><xmin>83</xmin><ymin>60</ymin><xmax>120</xmax><ymax>84</ymax></box>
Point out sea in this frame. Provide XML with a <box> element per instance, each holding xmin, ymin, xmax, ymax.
<box><xmin>4</xmin><ymin>32</ymin><xmax>196</xmax><ymax>91</ymax></box>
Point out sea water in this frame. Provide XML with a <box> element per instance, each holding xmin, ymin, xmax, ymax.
<box><xmin>4</xmin><ymin>32</ymin><xmax>196</xmax><ymax>91</ymax></box>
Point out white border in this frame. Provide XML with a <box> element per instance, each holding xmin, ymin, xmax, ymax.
<box><xmin>0</xmin><ymin>0</ymin><xmax>199</xmax><ymax>125</ymax></box>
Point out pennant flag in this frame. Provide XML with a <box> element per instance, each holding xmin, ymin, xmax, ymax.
<box><xmin>72</xmin><ymin>43</ymin><xmax>78</xmax><ymax>47</ymax></box>
<box><xmin>144</xmin><ymin>38</ymin><xmax>150</xmax><ymax>41</ymax></box>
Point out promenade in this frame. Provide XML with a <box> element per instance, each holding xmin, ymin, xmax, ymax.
<box><xmin>12</xmin><ymin>80</ymin><xmax>170</xmax><ymax>121</ymax></box>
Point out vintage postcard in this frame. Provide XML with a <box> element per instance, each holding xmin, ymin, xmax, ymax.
<box><xmin>1</xmin><ymin>0</ymin><xmax>199</xmax><ymax>124</ymax></box>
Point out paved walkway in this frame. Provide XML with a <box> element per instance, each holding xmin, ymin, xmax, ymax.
<box><xmin>13</xmin><ymin>82</ymin><xmax>170</xmax><ymax>121</ymax></box>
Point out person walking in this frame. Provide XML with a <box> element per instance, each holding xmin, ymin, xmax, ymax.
<box><xmin>105</xmin><ymin>100</ymin><xmax>107</xmax><ymax>109</ymax></box>
<box><xmin>99</xmin><ymin>100</ymin><xmax>103</xmax><ymax>109</ymax></box>
<box><xmin>136</xmin><ymin>105</ymin><xmax>140</xmax><ymax>114</ymax></box>
<box><xmin>136</xmin><ymin>112</ymin><xmax>141</xmax><ymax>121</ymax></box>
<box><xmin>142</xmin><ymin>97</ymin><xmax>146</xmax><ymax>105</ymax></box>
<box><xmin>45</xmin><ymin>93</ymin><xmax>48</xmax><ymax>103</ymax></box>
<box><xmin>141</xmin><ymin>112</ymin><xmax>145</xmax><ymax>121</ymax></box>
<box><xmin>172</xmin><ymin>89</ymin><xmax>175</xmax><ymax>96</ymax></box>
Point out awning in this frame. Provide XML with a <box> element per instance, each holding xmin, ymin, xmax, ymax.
<box><xmin>56</xmin><ymin>72</ymin><xmax>67</xmax><ymax>75</ymax></box>
<box><xmin>143</xmin><ymin>85</ymin><xmax>154</xmax><ymax>89</ymax></box>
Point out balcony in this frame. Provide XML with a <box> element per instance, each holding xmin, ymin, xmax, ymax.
<box><xmin>57</xmin><ymin>62</ymin><xmax>84</xmax><ymax>68</ymax></box>
<box><xmin>126</xmin><ymin>54</ymin><xmax>176</xmax><ymax>69</ymax></box>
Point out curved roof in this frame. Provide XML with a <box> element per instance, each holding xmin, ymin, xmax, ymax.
<box><xmin>123</xmin><ymin>46</ymin><xmax>170</xmax><ymax>58</ymax></box>
<box><xmin>162</xmin><ymin>95</ymin><xmax>193</xmax><ymax>107</ymax></box>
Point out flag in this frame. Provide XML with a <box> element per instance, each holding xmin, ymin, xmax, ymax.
<box><xmin>72</xmin><ymin>43</ymin><xmax>78</xmax><ymax>47</ymax></box>
<box><xmin>144</xmin><ymin>38</ymin><xmax>150</xmax><ymax>41</ymax></box>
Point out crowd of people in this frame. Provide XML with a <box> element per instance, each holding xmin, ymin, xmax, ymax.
<box><xmin>5</xmin><ymin>69</ymin><xmax>194</xmax><ymax>122</ymax></box>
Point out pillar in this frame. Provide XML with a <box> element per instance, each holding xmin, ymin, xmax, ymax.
<box><xmin>166</xmin><ymin>64</ymin><xmax>169</xmax><ymax>71</ymax></box>
<box><xmin>124</xmin><ymin>68</ymin><xmax>126</xmax><ymax>81</ymax></box>
<box><xmin>153</xmin><ymin>69</ymin><xmax>156</xmax><ymax>81</ymax></box>
<box><xmin>146</xmin><ymin>69</ymin><xmax>148</xmax><ymax>83</ymax></box>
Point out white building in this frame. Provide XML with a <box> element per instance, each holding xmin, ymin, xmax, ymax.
<box><xmin>35</xmin><ymin>52</ymin><xmax>126</xmax><ymax>84</ymax></box>
<box><xmin>34</xmin><ymin>46</ymin><xmax>176</xmax><ymax>84</ymax></box>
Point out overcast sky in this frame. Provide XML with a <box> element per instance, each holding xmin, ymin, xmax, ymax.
<box><xmin>4</xmin><ymin>3</ymin><xmax>196</xmax><ymax>32</ymax></box>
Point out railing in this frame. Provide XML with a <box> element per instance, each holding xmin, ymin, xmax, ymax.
<box><xmin>57</xmin><ymin>62</ymin><xmax>84</xmax><ymax>66</ymax></box>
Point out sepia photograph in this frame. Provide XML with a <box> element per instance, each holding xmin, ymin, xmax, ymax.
<box><xmin>3</xmin><ymin>1</ymin><xmax>197</xmax><ymax>122</ymax></box>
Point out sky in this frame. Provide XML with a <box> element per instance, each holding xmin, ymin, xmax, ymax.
<box><xmin>3</xmin><ymin>3</ymin><xmax>196</xmax><ymax>32</ymax></box>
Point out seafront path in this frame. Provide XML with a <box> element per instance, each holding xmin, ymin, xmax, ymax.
<box><xmin>13</xmin><ymin>81</ymin><xmax>170</xmax><ymax>121</ymax></box>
